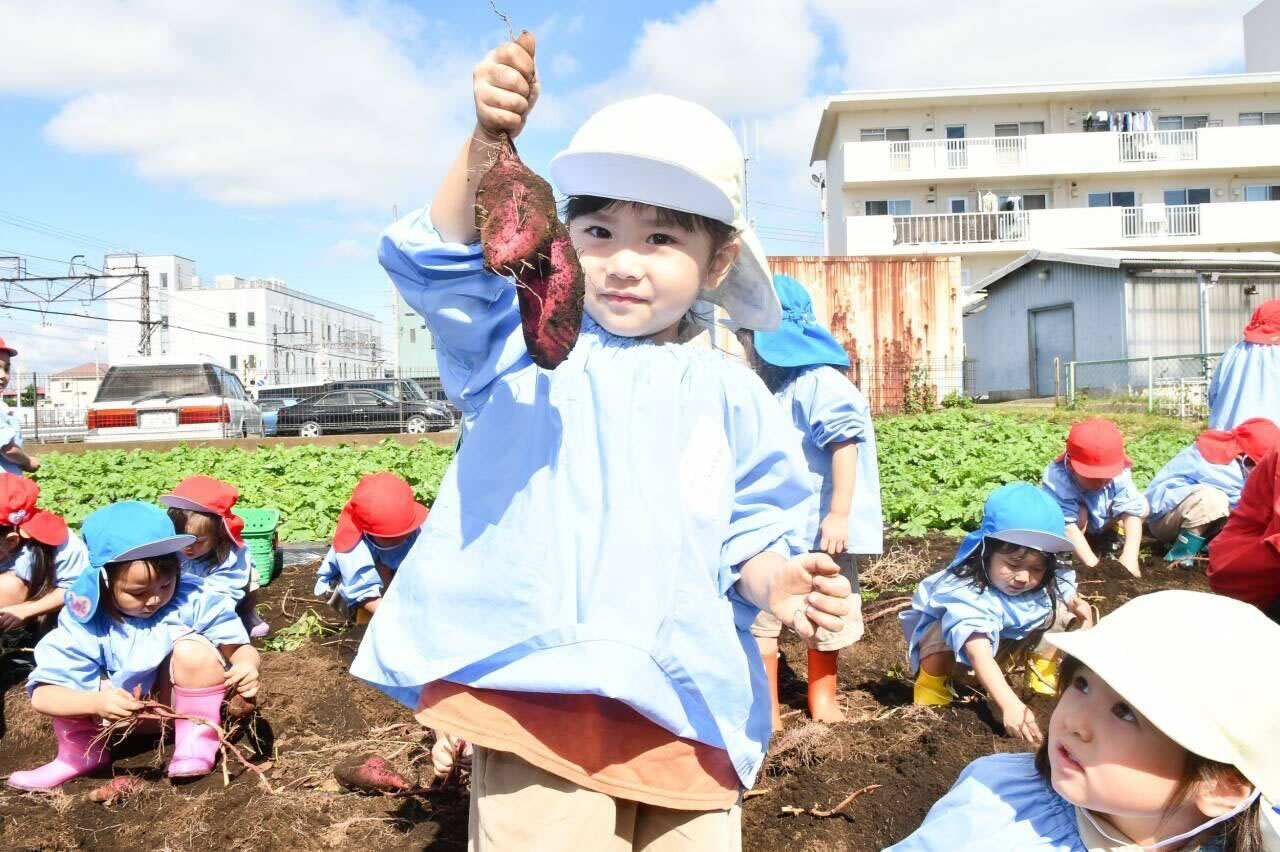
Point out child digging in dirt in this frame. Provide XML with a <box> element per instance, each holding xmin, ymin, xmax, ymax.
<box><xmin>314</xmin><ymin>472</ymin><xmax>427</xmax><ymax>625</ymax></box>
<box><xmin>351</xmin><ymin>30</ymin><xmax>852</xmax><ymax>850</ymax></box>
<box><xmin>733</xmin><ymin>274</ymin><xmax>882</xmax><ymax>727</ymax></box>
<box><xmin>1042</xmin><ymin>418</ymin><xmax>1149</xmax><ymax>578</ymax></box>
<box><xmin>0</xmin><ymin>473</ymin><xmax>89</xmax><ymax>635</ymax></box>
<box><xmin>161</xmin><ymin>476</ymin><xmax>269</xmax><ymax>638</ymax></box>
<box><xmin>7</xmin><ymin>502</ymin><xmax>260</xmax><ymax>789</ymax></box>
<box><xmin>901</xmin><ymin>484</ymin><xmax>1092</xmax><ymax>744</ymax></box>
<box><xmin>888</xmin><ymin>590</ymin><xmax>1280</xmax><ymax>851</ymax></box>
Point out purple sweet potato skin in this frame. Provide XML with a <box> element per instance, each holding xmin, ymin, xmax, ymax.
<box><xmin>333</xmin><ymin>753</ymin><xmax>413</xmax><ymax>794</ymax></box>
<box><xmin>475</xmin><ymin>140</ymin><xmax>584</xmax><ymax>369</ymax></box>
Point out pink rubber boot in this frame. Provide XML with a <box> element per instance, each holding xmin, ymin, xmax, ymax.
<box><xmin>168</xmin><ymin>684</ymin><xmax>226</xmax><ymax>778</ymax></box>
<box><xmin>7</xmin><ymin>716</ymin><xmax>109</xmax><ymax>790</ymax></box>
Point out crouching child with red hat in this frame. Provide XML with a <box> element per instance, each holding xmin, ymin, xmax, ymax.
<box><xmin>8</xmin><ymin>501</ymin><xmax>259</xmax><ymax>790</ymax></box>
<box><xmin>1041</xmin><ymin>418</ymin><xmax>1149</xmax><ymax>577</ymax></box>
<box><xmin>315</xmin><ymin>473</ymin><xmax>428</xmax><ymax>624</ymax></box>
<box><xmin>160</xmin><ymin>476</ymin><xmax>269</xmax><ymax>639</ymax></box>
<box><xmin>0</xmin><ymin>473</ymin><xmax>89</xmax><ymax>635</ymax></box>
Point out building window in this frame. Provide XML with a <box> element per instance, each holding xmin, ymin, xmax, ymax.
<box><xmin>1244</xmin><ymin>184</ymin><xmax>1280</xmax><ymax>201</ymax></box>
<box><xmin>247</xmin><ymin>311</ymin><xmax>255</xmax><ymax>327</ymax></box>
<box><xmin>409</xmin><ymin>328</ymin><xmax>416</xmax><ymax>343</ymax></box>
<box><xmin>860</xmin><ymin>128</ymin><xmax>909</xmax><ymax>143</ymax></box>
<box><xmin>994</xmin><ymin>121</ymin><xmax>1044</xmax><ymax>136</ymax></box>
<box><xmin>1088</xmin><ymin>191</ymin><xmax>1137</xmax><ymax>208</ymax></box>
<box><xmin>228</xmin><ymin>312</ymin><xmax>237</xmax><ymax>328</ymax></box>
<box><xmin>865</xmin><ymin>199</ymin><xmax>912</xmax><ymax>216</ymax></box>
<box><xmin>229</xmin><ymin>355</ymin><xmax>238</xmax><ymax>370</ymax></box>
<box><xmin>159</xmin><ymin>272</ymin><xmax>169</xmax><ymax>288</ymax></box>
<box><xmin>948</xmin><ymin>197</ymin><xmax>968</xmax><ymax>213</ymax></box>
<box><xmin>1163</xmin><ymin>188</ymin><xmax>1211</xmax><ymax>206</ymax></box>
<box><xmin>1158</xmin><ymin>115</ymin><xmax>1208</xmax><ymax>131</ymax></box>
<box><xmin>1240</xmin><ymin>112</ymin><xmax>1280</xmax><ymax>126</ymax></box>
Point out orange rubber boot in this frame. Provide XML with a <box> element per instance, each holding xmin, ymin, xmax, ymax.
<box><xmin>761</xmin><ymin>649</ymin><xmax>784</xmax><ymax>731</ymax></box>
<box><xmin>807</xmin><ymin>649</ymin><xmax>844</xmax><ymax>723</ymax></box>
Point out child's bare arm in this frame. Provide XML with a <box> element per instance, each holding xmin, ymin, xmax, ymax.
<box><xmin>30</xmin><ymin>683</ymin><xmax>142</xmax><ymax>720</ymax></box>
<box><xmin>1117</xmin><ymin>514</ymin><xmax>1143</xmax><ymax>578</ymax></box>
<box><xmin>1063</xmin><ymin>523</ymin><xmax>1098</xmax><ymax>568</ymax></box>
<box><xmin>736</xmin><ymin>551</ymin><xmax>850</xmax><ymax>645</ymax></box>
<box><xmin>431</xmin><ymin>32</ymin><xmax>539</xmax><ymax>244</ymax></box>
<box><xmin>819</xmin><ymin>440</ymin><xmax>857</xmax><ymax>554</ymax></box>
<box><xmin>963</xmin><ymin>635</ymin><xmax>1042</xmax><ymax>745</ymax></box>
<box><xmin>0</xmin><ymin>586</ymin><xmax>66</xmax><ymax>626</ymax></box>
<box><xmin>1</xmin><ymin>443</ymin><xmax>39</xmax><ymax>472</ymax></box>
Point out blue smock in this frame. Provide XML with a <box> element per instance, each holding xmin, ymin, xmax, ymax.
<box><xmin>1145</xmin><ymin>444</ymin><xmax>1248</xmax><ymax>521</ymax></box>
<box><xmin>0</xmin><ymin>407</ymin><xmax>24</xmax><ymax>476</ymax></box>
<box><xmin>350</xmin><ymin>208</ymin><xmax>815</xmax><ymax>789</ymax></box>
<box><xmin>900</xmin><ymin>565</ymin><xmax>1077</xmax><ymax>672</ymax></box>
<box><xmin>1041</xmin><ymin>460</ymin><xmax>1147</xmax><ymax>532</ymax></box>
<box><xmin>1209</xmin><ymin>341</ymin><xmax>1280</xmax><ymax>431</ymax></box>
<box><xmin>777</xmin><ymin>365</ymin><xmax>883</xmax><ymax>555</ymax></box>
<box><xmin>28</xmin><ymin>575</ymin><xmax>248</xmax><ymax>696</ymax></box>
<box><xmin>0</xmin><ymin>530</ymin><xmax>89</xmax><ymax>590</ymax></box>
<box><xmin>179</xmin><ymin>545</ymin><xmax>251</xmax><ymax>602</ymax></box>
<box><xmin>315</xmin><ymin>531</ymin><xmax>420</xmax><ymax>606</ymax></box>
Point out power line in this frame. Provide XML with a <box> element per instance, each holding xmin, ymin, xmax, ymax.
<box><xmin>0</xmin><ymin>210</ymin><xmax>130</xmax><ymax>254</ymax></box>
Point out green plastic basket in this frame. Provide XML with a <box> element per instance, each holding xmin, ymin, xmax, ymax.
<box><xmin>233</xmin><ymin>507</ymin><xmax>280</xmax><ymax>587</ymax></box>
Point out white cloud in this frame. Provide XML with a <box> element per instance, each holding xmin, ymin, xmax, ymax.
<box><xmin>323</xmin><ymin>238</ymin><xmax>375</xmax><ymax>265</ymax></box>
<box><xmin>0</xmin><ymin>0</ymin><xmax>479</xmax><ymax>211</ymax></box>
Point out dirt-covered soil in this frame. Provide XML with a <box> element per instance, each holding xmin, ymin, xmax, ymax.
<box><xmin>0</xmin><ymin>537</ymin><xmax>1208</xmax><ymax>851</ymax></box>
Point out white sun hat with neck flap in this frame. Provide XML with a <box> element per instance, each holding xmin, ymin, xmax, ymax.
<box><xmin>549</xmin><ymin>94</ymin><xmax>781</xmax><ymax>331</ymax></box>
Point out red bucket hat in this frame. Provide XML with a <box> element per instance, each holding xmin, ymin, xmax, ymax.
<box><xmin>1196</xmin><ymin>417</ymin><xmax>1280</xmax><ymax>465</ymax></box>
<box><xmin>158</xmin><ymin>476</ymin><xmax>245</xmax><ymax>548</ymax></box>
<box><xmin>0</xmin><ymin>472</ymin><xmax>68</xmax><ymax>547</ymax></box>
<box><xmin>1060</xmin><ymin>417</ymin><xmax>1132</xmax><ymax>479</ymax></box>
<box><xmin>0</xmin><ymin>337</ymin><xmax>16</xmax><ymax>357</ymax></box>
<box><xmin>333</xmin><ymin>472</ymin><xmax>429</xmax><ymax>553</ymax></box>
<box><xmin>1242</xmin><ymin>300</ymin><xmax>1280</xmax><ymax>345</ymax></box>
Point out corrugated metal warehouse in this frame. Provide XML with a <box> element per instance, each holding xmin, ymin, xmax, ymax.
<box><xmin>965</xmin><ymin>250</ymin><xmax>1280</xmax><ymax>400</ymax></box>
<box><xmin>762</xmin><ymin>256</ymin><xmax>965</xmax><ymax>414</ymax></box>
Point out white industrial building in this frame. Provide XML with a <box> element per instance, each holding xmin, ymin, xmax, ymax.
<box><xmin>104</xmin><ymin>254</ymin><xmax>382</xmax><ymax>387</ymax></box>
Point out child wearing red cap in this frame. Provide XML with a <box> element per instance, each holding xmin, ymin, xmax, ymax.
<box><xmin>1208</xmin><ymin>446</ymin><xmax>1280</xmax><ymax>621</ymax></box>
<box><xmin>160</xmin><ymin>476</ymin><xmax>269</xmax><ymax>639</ymax></box>
<box><xmin>1145</xmin><ymin>417</ymin><xmax>1280</xmax><ymax>563</ymax></box>
<box><xmin>1208</xmin><ymin>300</ymin><xmax>1280</xmax><ymax>431</ymax></box>
<box><xmin>0</xmin><ymin>473</ymin><xmax>88</xmax><ymax>634</ymax></box>
<box><xmin>1040</xmin><ymin>418</ymin><xmax>1148</xmax><ymax>577</ymax></box>
<box><xmin>314</xmin><ymin>473</ymin><xmax>428</xmax><ymax>623</ymax></box>
<box><xmin>0</xmin><ymin>337</ymin><xmax>41</xmax><ymax>477</ymax></box>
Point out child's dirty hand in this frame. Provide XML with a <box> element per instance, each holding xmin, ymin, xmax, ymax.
<box><xmin>1000</xmin><ymin>698</ymin><xmax>1043</xmax><ymax>745</ymax></box>
<box><xmin>1117</xmin><ymin>550</ymin><xmax>1141</xmax><ymax>578</ymax></box>
<box><xmin>768</xmin><ymin>552</ymin><xmax>851</xmax><ymax>646</ymax></box>
<box><xmin>224</xmin><ymin>663</ymin><xmax>260</xmax><ymax>700</ymax></box>
<box><xmin>818</xmin><ymin>513</ymin><xmax>848</xmax><ymax>555</ymax></box>
<box><xmin>97</xmin><ymin>687</ymin><xmax>144</xmax><ymax>721</ymax></box>
<box><xmin>0</xmin><ymin>605</ymin><xmax>25</xmax><ymax>632</ymax></box>
<box><xmin>474</xmin><ymin>31</ymin><xmax>539</xmax><ymax>140</ymax></box>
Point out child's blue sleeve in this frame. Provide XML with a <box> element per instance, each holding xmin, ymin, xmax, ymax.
<box><xmin>721</xmin><ymin>367</ymin><xmax>815</xmax><ymax>593</ymax></box>
<box><xmin>1040</xmin><ymin>462</ymin><xmax>1081</xmax><ymax>523</ymax></box>
<box><xmin>885</xmin><ymin>753</ymin><xmax>1079</xmax><ymax>851</ymax></box>
<box><xmin>0</xmin><ymin>419</ymin><xmax>17</xmax><ymax>450</ymax></box>
<box><xmin>52</xmin><ymin>533</ymin><xmax>90</xmax><ymax>589</ymax></box>
<box><xmin>931</xmin><ymin>580</ymin><xmax>1004</xmax><ymax>666</ymax></box>
<box><xmin>198</xmin><ymin>548</ymin><xmax>251</xmax><ymax>602</ymax></box>
<box><xmin>313</xmin><ymin>547</ymin><xmax>342</xmax><ymax>597</ymax></box>
<box><xmin>1109</xmin><ymin>471</ymin><xmax>1148</xmax><ymax>517</ymax></box>
<box><xmin>314</xmin><ymin>544</ymin><xmax>382</xmax><ymax>605</ymax></box>
<box><xmin>378</xmin><ymin>206</ymin><xmax>531</xmax><ymax>419</ymax></box>
<box><xmin>186</xmin><ymin>579</ymin><xmax>250</xmax><ymax>646</ymax></box>
<box><xmin>799</xmin><ymin>367</ymin><xmax>871</xmax><ymax>448</ymax></box>
<box><xmin>27</xmin><ymin>613</ymin><xmax>105</xmax><ymax>694</ymax></box>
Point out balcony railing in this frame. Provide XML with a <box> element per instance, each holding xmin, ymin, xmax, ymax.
<box><xmin>1116</xmin><ymin>129</ymin><xmax>1198</xmax><ymax>163</ymax></box>
<box><xmin>1120</xmin><ymin>204</ymin><xmax>1200</xmax><ymax>238</ymax></box>
<box><xmin>887</xmin><ymin>137</ymin><xmax>1028</xmax><ymax>172</ymax></box>
<box><xmin>892</xmin><ymin>210</ymin><xmax>1031</xmax><ymax>246</ymax></box>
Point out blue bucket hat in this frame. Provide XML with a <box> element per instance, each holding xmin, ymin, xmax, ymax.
<box><xmin>63</xmin><ymin>501</ymin><xmax>195</xmax><ymax>624</ymax></box>
<box><xmin>751</xmin><ymin>275</ymin><xmax>850</xmax><ymax>369</ymax></box>
<box><xmin>947</xmin><ymin>483</ymin><xmax>1074</xmax><ymax>571</ymax></box>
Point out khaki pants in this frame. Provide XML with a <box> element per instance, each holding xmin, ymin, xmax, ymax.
<box><xmin>1145</xmin><ymin>485</ymin><xmax>1231</xmax><ymax>543</ymax></box>
<box><xmin>468</xmin><ymin>747</ymin><xmax>742</xmax><ymax>852</ymax></box>
<box><xmin>748</xmin><ymin>553</ymin><xmax>862</xmax><ymax>651</ymax></box>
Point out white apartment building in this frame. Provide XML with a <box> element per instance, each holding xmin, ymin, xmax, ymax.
<box><xmin>811</xmin><ymin>73</ymin><xmax>1280</xmax><ymax>290</ymax></box>
<box><xmin>47</xmin><ymin>362</ymin><xmax>106</xmax><ymax>410</ymax></box>
<box><xmin>104</xmin><ymin>254</ymin><xmax>382</xmax><ymax>387</ymax></box>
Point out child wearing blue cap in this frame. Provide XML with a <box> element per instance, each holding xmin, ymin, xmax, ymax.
<box><xmin>734</xmin><ymin>274</ymin><xmax>883</xmax><ymax>726</ymax></box>
<box><xmin>8</xmin><ymin>502</ymin><xmax>260</xmax><ymax>790</ymax></box>
<box><xmin>900</xmin><ymin>483</ymin><xmax>1092</xmax><ymax>744</ymax></box>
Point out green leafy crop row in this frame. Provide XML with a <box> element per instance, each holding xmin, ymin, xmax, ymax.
<box><xmin>34</xmin><ymin>441</ymin><xmax>452</xmax><ymax>542</ymax></box>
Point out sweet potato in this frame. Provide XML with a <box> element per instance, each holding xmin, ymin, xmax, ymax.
<box><xmin>333</xmin><ymin>752</ymin><xmax>413</xmax><ymax>795</ymax></box>
<box><xmin>475</xmin><ymin>138</ymin><xmax>584</xmax><ymax>368</ymax></box>
<box><xmin>87</xmin><ymin>775</ymin><xmax>146</xmax><ymax>805</ymax></box>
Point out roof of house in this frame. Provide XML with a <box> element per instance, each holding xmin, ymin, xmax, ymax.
<box><xmin>973</xmin><ymin>249</ymin><xmax>1280</xmax><ymax>293</ymax></box>
<box><xmin>51</xmin><ymin>362</ymin><xmax>107</xmax><ymax>379</ymax></box>
<box><xmin>810</xmin><ymin>71</ymin><xmax>1280</xmax><ymax>163</ymax></box>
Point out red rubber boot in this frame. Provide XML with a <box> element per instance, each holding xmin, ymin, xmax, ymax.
<box><xmin>807</xmin><ymin>649</ymin><xmax>844</xmax><ymax>723</ymax></box>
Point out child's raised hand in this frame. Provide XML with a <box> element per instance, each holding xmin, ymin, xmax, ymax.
<box><xmin>96</xmin><ymin>687</ymin><xmax>144</xmax><ymax>721</ymax></box>
<box><xmin>224</xmin><ymin>662</ymin><xmax>260</xmax><ymax>700</ymax></box>
<box><xmin>473</xmin><ymin>31</ymin><xmax>539</xmax><ymax>140</ymax></box>
<box><xmin>767</xmin><ymin>552</ymin><xmax>851</xmax><ymax>647</ymax></box>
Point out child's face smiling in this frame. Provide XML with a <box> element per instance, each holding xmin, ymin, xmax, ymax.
<box><xmin>986</xmin><ymin>547</ymin><xmax>1047</xmax><ymax>595</ymax></box>
<box><xmin>571</xmin><ymin>205</ymin><xmax>737</xmax><ymax>344</ymax></box>
<box><xmin>111</xmin><ymin>560</ymin><xmax>177</xmax><ymax>618</ymax></box>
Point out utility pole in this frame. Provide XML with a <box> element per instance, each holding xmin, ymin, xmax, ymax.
<box><xmin>137</xmin><ymin>269</ymin><xmax>154</xmax><ymax>355</ymax></box>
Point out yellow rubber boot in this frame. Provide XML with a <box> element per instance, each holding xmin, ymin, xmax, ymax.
<box><xmin>1026</xmin><ymin>654</ymin><xmax>1059</xmax><ymax>695</ymax></box>
<box><xmin>913</xmin><ymin>670</ymin><xmax>952</xmax><ymax>706</ymax></box>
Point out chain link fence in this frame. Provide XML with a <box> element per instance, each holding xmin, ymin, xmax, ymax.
<box><xmin>1064</xmin><ymin>352</ymin><xmax>1222</xmax><ymax>419</ymax></box>
<box><xmin>850</xmin><ymin>357</ymin><xmax>975</xmax><ymax>415</ymax></box>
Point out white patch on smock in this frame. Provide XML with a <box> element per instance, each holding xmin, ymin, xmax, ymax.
<box><xmin>680</xmin><ymin>415</ymin><xmax>731</xmax><ymax>523</ymax></box>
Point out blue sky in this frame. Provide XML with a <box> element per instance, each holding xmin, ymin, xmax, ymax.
<box><xmin>0</xmin><ymin>0</ymin><xmax>1254</xmax><ymax>373</ymax></box>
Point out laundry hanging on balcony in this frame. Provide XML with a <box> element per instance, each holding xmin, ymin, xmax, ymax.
<box><xmin>1082</xmin><ymin>110</ymin><xmax>1153</xmax><ymax>132</ymax></box>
